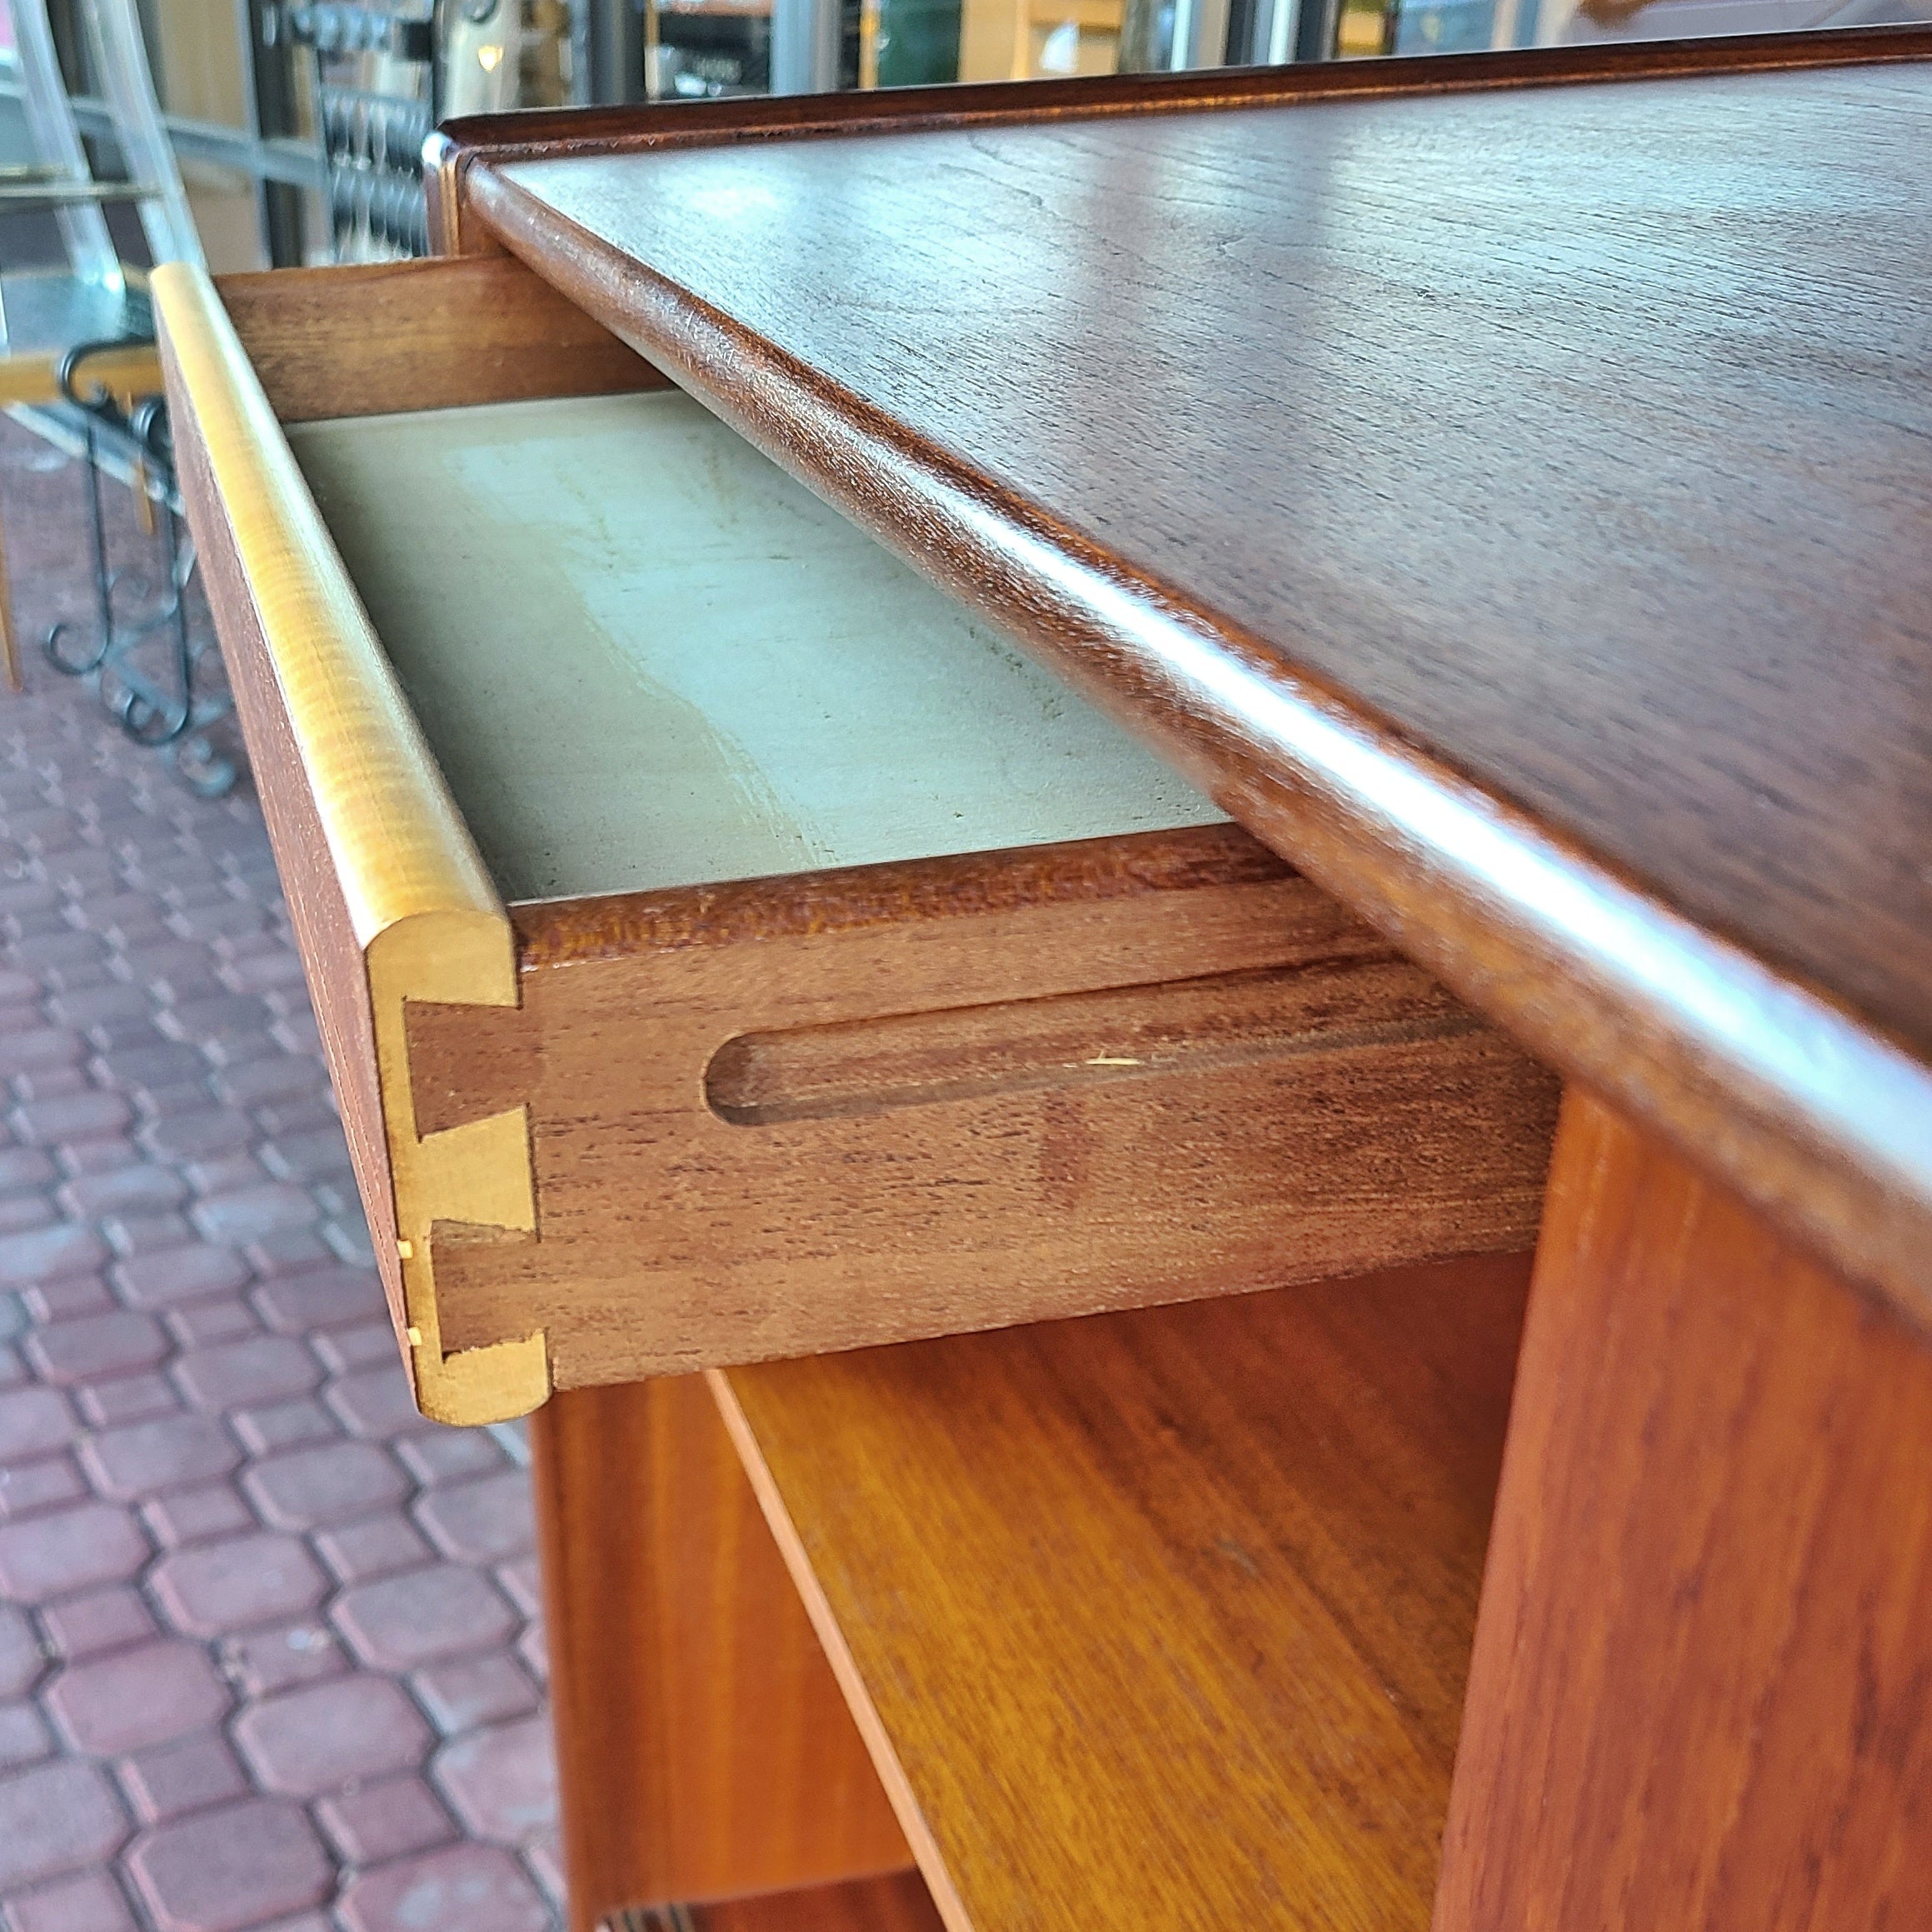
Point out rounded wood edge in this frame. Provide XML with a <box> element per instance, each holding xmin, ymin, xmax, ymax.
<box><xmin>470</xmin><ymin>187</ymin><xmax>1932</xmax><ymax>1333</ymax></box>
<box><xmin>149</xmin><ymin>262</ymin><xmax>503</xmax><ymax>947</ymax></box>
<box><xmin>424</xmin><ymin>129</ymin><xmax>504</xmax><ymax>259</ymax></box>
<box><xmin>507</xmin><ymin>823</ymin><xmax>1290</xmax><ymax>969</ymax></box>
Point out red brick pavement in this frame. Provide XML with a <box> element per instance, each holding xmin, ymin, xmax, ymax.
<box><xmin>0</xmin><ymin>422</ymin><xmax>562</xmax><ymax>1932</ymax></box>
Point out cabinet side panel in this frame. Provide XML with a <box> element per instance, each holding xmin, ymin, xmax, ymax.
<box><xmin>532</xmin><ymin>1379</ymin><xmax>911</xmax><ymax>1932</ymax></box>
<box><xmin>1437</xmin><ymin>1092</ymin><xmax>1932</xmax><ymax>1930</ymax></box>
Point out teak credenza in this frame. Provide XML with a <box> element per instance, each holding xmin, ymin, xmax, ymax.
<box><xmin>156</xmin><ymin>25</ymin><xmax>1932</xmax><ymax>1932</ymax></box>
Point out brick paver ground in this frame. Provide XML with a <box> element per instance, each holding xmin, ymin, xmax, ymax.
<box><xmin>0</xmin><ymin>420</ymin><xmax>562</xmax><ymax>1932</ymax></box>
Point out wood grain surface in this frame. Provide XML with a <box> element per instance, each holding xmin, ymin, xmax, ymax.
<box><xmin>714</xmin><ymin>1251</ymin><xmax>1532</xmax><ymax>1932</ymax></box>
<box><xmin>405</xmin><ymin>828</ymin><xmax>1556</xmax><ymax>1385</ymax></box>
<box><xmin>1435</xmin><ymin>1092</ymin><xmax>1932</xmax><ymax>1931</ymax></box>
<box><xmin>463</xmin><ymin>37</ymin><xmax>1932</xmax><ymax>1329</ymax></box>
<box><xmin>532</xmin><ymin>1379</ymin><xmax>908</xmax><ymax>1932</ymax></box>
<box><xmin>153</xmin><ymin>263</ymin><xmax>544</xmax><ymax>1425</ymax></box>
<box><xmin>216</xmin><ymin>254</ymin><xmax>662</xmax><ymax>423</ymax></box>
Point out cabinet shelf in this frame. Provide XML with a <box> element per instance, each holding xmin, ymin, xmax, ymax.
<box><xmin>715</xmin><ymin>1251</ymin><xmax>1532</xmax><ymax>1931</ymax></box>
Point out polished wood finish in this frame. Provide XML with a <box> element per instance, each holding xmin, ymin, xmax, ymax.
<box><xmin>407</xmin><ymin>827</ymin><xmax>1555</xmax><ymax>1386</ymax></box>
<box><xmin>216</xmin><ymin>255</ymin><xmax>663</xmax><ymax>423</ymax></box>
<box><xmin>1436</xmin><ymin>1092</ymin><xmax>1932</xmax><ymax>1932</ymax></box>
<box><xmin>170</xmin><ymin>45</ymin><xmax>1932</xmax><ymax>1929</ymax></box>
<box><xmin>714</xmin><ymin>1252</ymin><xmax>1531</xmax><ymax>1932</ymax></box>
<box><xmin>152</xmin><ymin>262</ymin><xmax>543</xmax><ymax>1425</ymax></box>
<box><xmin>462</xmin><ymin>33</ymin><xmax>1932</xmax><ymax>1330</ymax></box>
<box><xmin>532</xmin><ymin>1378</ymin><xmax>908</xmax><ymax>1932</ymax></box>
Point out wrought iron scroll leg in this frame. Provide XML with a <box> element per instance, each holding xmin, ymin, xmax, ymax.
<box><xmin>149</xmin><ymin>497</ymin><xmax>195</xmax><ymax>744</ymax></box>
<box><xmin>44</xmin><ymin>417</ymin><xmax>115</xmax><ymax>676</ymax></box>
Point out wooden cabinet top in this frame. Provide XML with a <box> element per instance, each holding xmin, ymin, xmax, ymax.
<box><xmin>428</xmin><ymin>27</ymin><xmax>1932</xmax><ymax>1327</ymax></box>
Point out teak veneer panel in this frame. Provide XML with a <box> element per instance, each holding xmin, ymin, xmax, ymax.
<box><xmin>1437</xmin><ymin>1093</ymin><xmax>1932</xmax><ymax>1929</ymax></box>
<box><xmin>216</xmin><ymin>254</ymin><xmax>663</xmax><ymax>423</ymax></box>
<box><xmin>532</xmin><ymin>1378</ymin><xmax>908</xmax><ymax>1931</ymax></box>
<box><xmin>459</xmin><ymin>31</ymin><xmax>1932</xmax><ymax>1329</ymax></box>
<box><xmin>713</xmin><ymin>1252</ymin><xmax>1532</xmax><ymax>1932</ymax></box>
<box><xmin>411</xmin><ymin>827</ymin><xmax>1558</xmax><ymax>1387</ymax></box>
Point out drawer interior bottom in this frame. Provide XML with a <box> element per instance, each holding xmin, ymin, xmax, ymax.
<box><xmin>287</xmin><ymin>389</ymin><xmax>1223</xmax><ymax>905</ymax></box>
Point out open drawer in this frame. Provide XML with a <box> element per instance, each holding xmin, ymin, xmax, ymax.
<box><xmin>153</xmin><ymin>254</ymin><xmax>1558</xmax><ymax>1425</ymax></box>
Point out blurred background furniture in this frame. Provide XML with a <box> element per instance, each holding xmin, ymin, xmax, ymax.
<box><xmin>277</xmin><ymin>2</ymin><xmax>574</xmax><ymax>262</ymax></box>
<box><xmin>2</xmin><ymin>0</ymin><xmax>1923</xmax><ymax>251</ymax></box>
<box><xmin>279</xmin><ymin>2</ymin><xmax>438</xmax><ymax>260</ymax></box>
<box><xmin>0</xmin><ymin>0</ymin><xmax>235</xmax><ymax>798</ymax></box>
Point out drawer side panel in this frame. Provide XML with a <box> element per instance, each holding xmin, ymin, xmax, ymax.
<box><xmin>170</xmin><ymin>357</ymin><xmax>405</xmax><ymax>1345</ymax></box>
<box><xmin>154</xmin><ymin>261</ymin><xmax>547</xmax><ymax>1427</ymax></box>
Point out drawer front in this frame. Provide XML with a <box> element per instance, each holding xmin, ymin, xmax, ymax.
<box><xmin>421</xmin><ymin>836</ymin><xmax>1559</xmax><ymax>1389</ymax></box>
